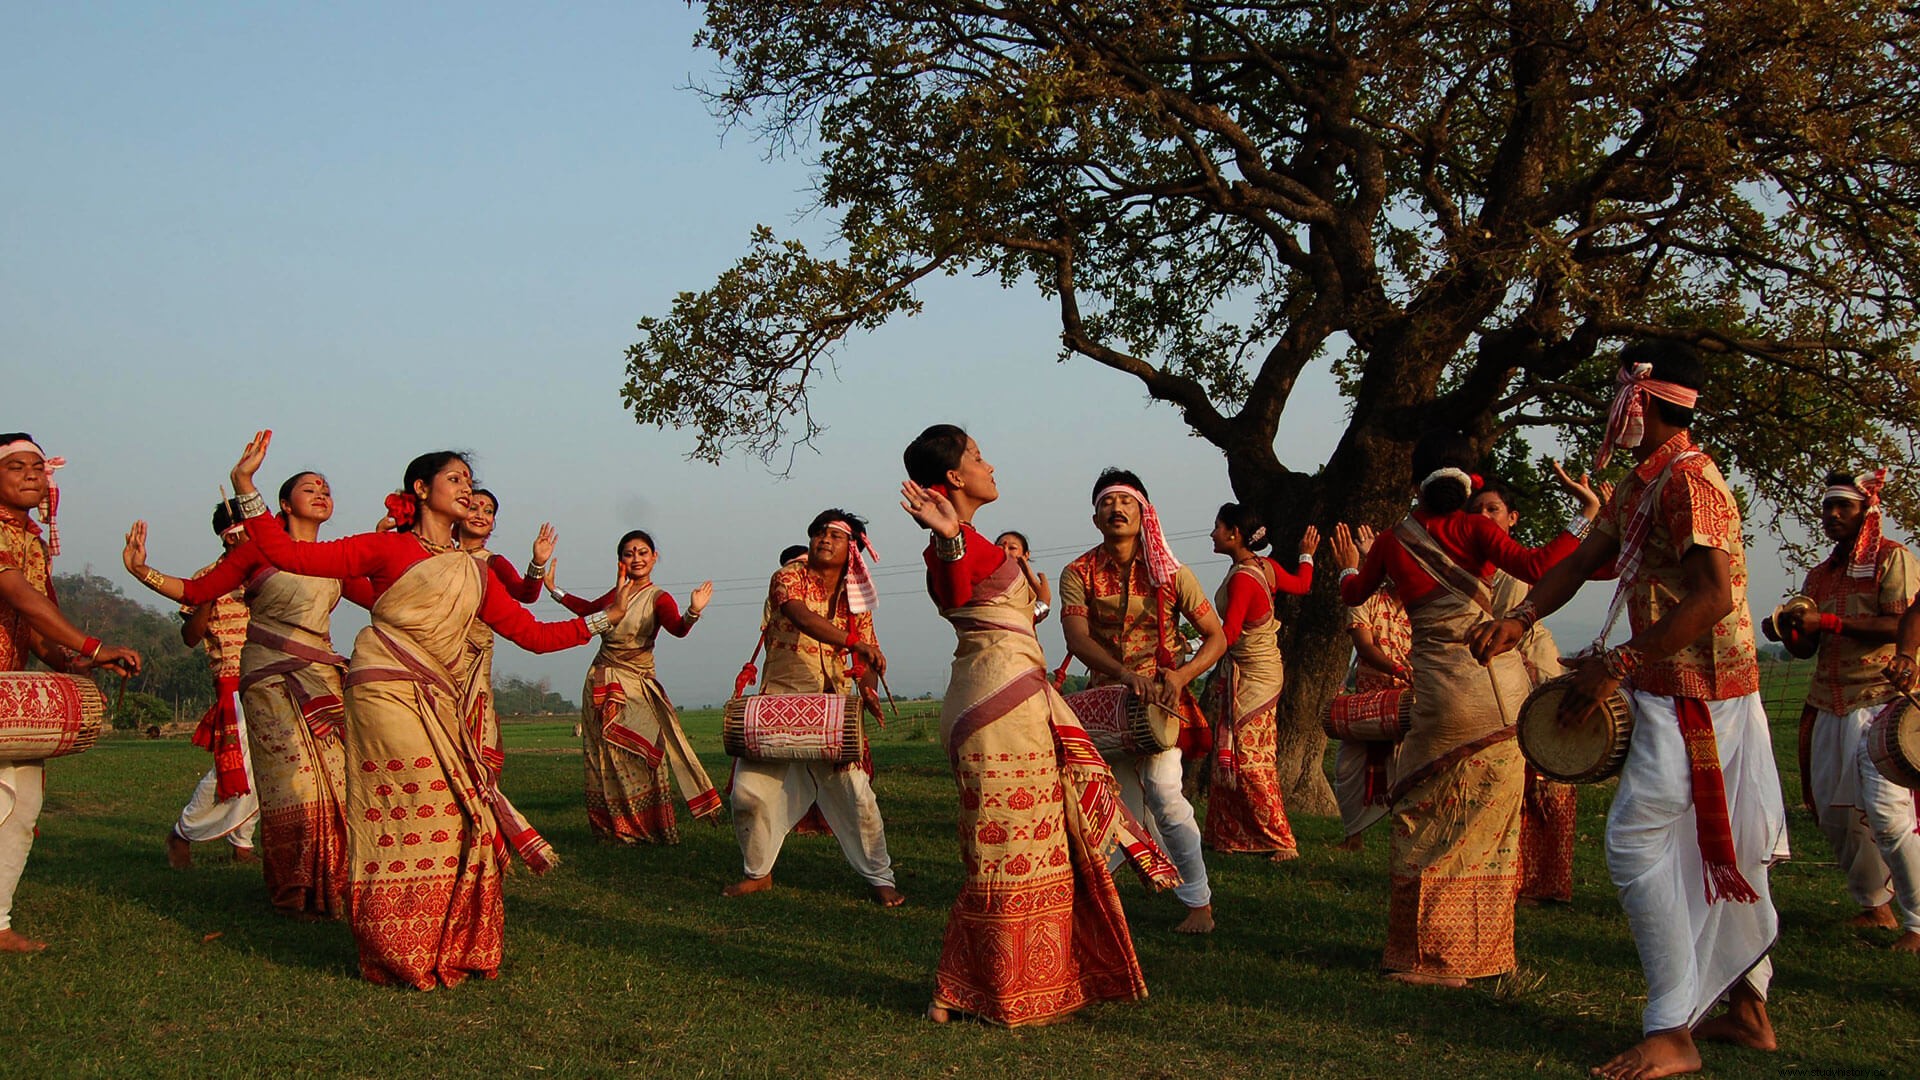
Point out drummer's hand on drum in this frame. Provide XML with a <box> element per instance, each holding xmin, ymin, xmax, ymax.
<box><xmin>83</xmin><ymin>644</ymin><xmax>141</xmax><ymax>678</ymax></box>
<box><xmin>1885</xmin><ymin>652</ymin><xmax>1918</xmax><ymax>693</ymax></box>
<box><xmin>1119</xmin><ymin>671</ymin><xmax>1157</xmax><ymax>703</ymax></box>
<box><xmin>1154</xmin><ymin>670</ymin><xmax>1190</xmax><ymax>711</ymax></box>
<box><xmin>1556</xmin><ymin>655</ymin><xmax>1620</xmax><ymax>731</ymax></box>
<box><xmin>851</xmin><ymin>641</ymin><xmax>887</xmax><ymax>678</ymax></box>
<box><xmin>1467</xmin><ymin>617</ymin><xmax>1524</xmax><ymax>663</ymax></box>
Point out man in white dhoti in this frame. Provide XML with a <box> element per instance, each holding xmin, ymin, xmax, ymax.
<box><xmin>1763</xmin><ymin>469</ymin><xmax>1920</xmax><ymax>949</ymax></box>
<box><xmin>1473</xmin><ymin>341</ymin><xmax>1787</xmax><ymax>1079</ymax></box>
<box><xmin>165</xmin><ymin>502</ymin><xmax>260</xmax><ymax>868</ymax></box>
<box><xmin>723</xmin><ymin>509</ymin><xmax>901</xmax><ymax>907</ymax></box>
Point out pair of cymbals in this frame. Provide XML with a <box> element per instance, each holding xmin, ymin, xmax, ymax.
<box><xmin>1771</xmin><ymin>593</ymin><xmax>1818</xmax><ymax>631</ymax></box>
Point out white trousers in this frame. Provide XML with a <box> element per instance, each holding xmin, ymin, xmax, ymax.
<box><xmin>731</xmin><ymin>759</ymin><xmax>895</xmax><ymax>887</ymax></box>
<box><xmin>1610</xmin><ymin>691</ymin><xmax>1787</xmax><ymax>1033</ymax></box>
<box><xmin>0</xmin><ymin>760</ymin><xmax>46</xmax><ymax>933</ymax></box>
<box><xmin>1332</xmin><ymin>740</ymin><xmax>1394</xmax><ymax>839</ymax></box>
<box><xmin>173</xmin><ymin>692</ymin><xmax>259</xmax><ymax>847</ymax></box>
<box><xmin>1106</xmin><ymin>747</ymin><xmax>1212</xmax><ymax>907</ymax></box>
<box><xmin>1810</xmin><ymin>705</ymin><xmax>1920</xmax><ymax>929</ymax></box>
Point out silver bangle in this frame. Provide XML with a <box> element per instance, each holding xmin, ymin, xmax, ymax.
<box><xmin>583</xmin><ymin>611</ymin><xmax>612</xmax><ymax>636</ymax></box>
<box><xmin>235</xmin><ymin>491</ymin><xmax>269</xmax><ymax>519</ymax></box>
<box><xmin>1565</xmin><ymin>513</ymin><xmax>1593</xmax><ymax>540</ymax></box>
<box><xmin>1338</xmin><ymin>567</ymin><xmax>1359</xmax><ymax>582</ymax></box>
<box><xmin>530</xmin><ymin>561</ymin><xmax>549</xmax><ymax>579</ymax></box>
<box><xmin>933</xmin><ymin>530</ymin><xmax>966</xmax><ymax>562</ymax></box>
<box><xmin>1298</xmin><ymin>553</ymin><xmax>1315</xmax><ymax>564</ymax></box>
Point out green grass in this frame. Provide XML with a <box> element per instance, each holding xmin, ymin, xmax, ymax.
<box><xmin>2</xmin><ymin>672</ymin><xmax>1915</xmax><ymax>1078</ymax></box>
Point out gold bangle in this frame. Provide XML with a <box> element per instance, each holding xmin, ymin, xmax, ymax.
<box><xmin>139</xmin><ymin>567</ymin><xmax>167</xmax><ymax>591</ymax></box>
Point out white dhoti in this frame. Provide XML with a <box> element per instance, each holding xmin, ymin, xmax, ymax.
<box><xmin>731</xmin><ymin>760</ymin><xmax>895</xmax><ymax>886</ymax></box>
<box><xmin>1332</xmin><ymin>740</ymin><xmax>1395</xmax><ymax>839</ymax></box>
<box><xmin>0</xmin><ymin>760</ymin><xmax>46</xmax><ymax>933</ymax></box>
<box><xmin>172</xmin><ymin>692</ymin><xmax>260</xmax><ymax>847</ymax></box>
<box><xmin>1808</xmin><ymin>704</ymin><xmax>1920</xmax><ymax>922</ymax></box>
<box><xmin>1106</xmin><ymin>746</ymin><xmax>1211</xmax><ymax>907</ymax></box>
<box><xmin>1610</xmin><ymin>691</ymin><xmax>1788</xmax><ymax>1033</ymax></box>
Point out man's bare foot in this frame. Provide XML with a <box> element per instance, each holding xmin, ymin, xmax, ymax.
<box><xmin>0</xmin><ymin>928</ymin><xmax>48</xmax><ymax>953</ymax></box>
<box><xmin>1332</xmin><ymin>834</ymin><xmax>1364</xmax><ymax>852</ymax></box>
<box><xmin>1173</xmin><ymin>903</ymin><xmax>1214</xmax><ymax>934</ymax></box>
<box><xmin>1846</xmin><ymin>903</ymin><xmax>1898</xmax><ymax>929</ymax></box>
<box><xmin>870</xmin><ymin>884</ymin><xmax>906</xmax><ymax>908</ymax></box>
<box><xmin>231</xmin><ymin>845</ymin><xmax>258</xmax><ymax>864</ymax></box>
<box><xmin>1591</xmin><ymin>1030</ymin><xmax>1702</xmax><ymax>1079</ymax></box>
<box><xmin>166</xmin><ymin>829</ymin><xmax>192</xmax><ymax>870</ymax></box>
<box><xmin>1892</xmin><ymin>930</ymin><xmax>1920</xmax><ymax>952</ymax></box>
<box><xmin>1693</xmin><ymin>988</ymin><xmax>1776</xmax><ymax>1051</ymax></box>
<box><xmin>721</xmin><ymin>875</ymin><xmax>773</xmax><ymax>898</ymax></box>
<box><xmin>1386</xmin><ymin>971</ymin><xmax>1468</xmax><ymax>988</ymax></box>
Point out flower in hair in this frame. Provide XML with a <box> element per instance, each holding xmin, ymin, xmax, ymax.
<box><xmin>384</xmin><ymin>491</ymin><xmax>418</xmax><ymax>530</ymax></box>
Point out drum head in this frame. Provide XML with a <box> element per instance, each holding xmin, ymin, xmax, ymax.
<box><xmin>1519</xmin><ymin>677</ymin><xmax>1618</xmax><ymax>783</ymax></box>
<box><xmin>1879</xmin><ymin>697</ymin><xmax>1920</xmax><ymax>788</ymax></box>
<box><xmin>1144</xmin><ymin>702</ymin><xmax>1181</xmax><ymax>751</ymax></box>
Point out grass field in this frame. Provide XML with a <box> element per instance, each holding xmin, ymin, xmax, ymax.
<box><xmin>2</xmin><ymin>664</ymin><xmax>1915</xmax><ymax>1078</ymax></box>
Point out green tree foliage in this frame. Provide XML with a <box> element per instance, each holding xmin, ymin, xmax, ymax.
<box><xmin>111</xmin><ymin>691</ymin><xmax>172</xmax><ymax>732</ymax></box>
<box><xmin>53</xmin><ymin>571</ymin><xmax>214</xmax><ymax>719</ymax></box>
<box><xmin>628</xmin><ymin>2</ymin><xmax>1920</xmax><ymax>811</ymax></box>
<box><xmin>493</xmin><ymin>675</ymin><xmax>576</xmax><ymax>716</ymax></box>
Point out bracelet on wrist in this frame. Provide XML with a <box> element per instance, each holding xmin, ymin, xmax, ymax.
<box><xmin>1818</xmin><ymin>613</ymin><xmax>1844</xmax><ymax>635</ymax></box>
<box><xmin>932</xmin><ymin>530</ymin><xmax>966</xmax><ymax>563</ymax></box>
<box><xmin>530</xmin><ymin>561</ymin><xmax>549</xmax><ymax>579</ymax></box>
<box><xmin>1508</xmin><ymin>599</ymin><xmax>1540</xmax><ymax>632</ymax></box>
<box><xmin>583</xmin><ymin>611</ymin><xmax>612</xmax><ymax>636</ymax></box>
<box><xmin>1600</xmin><ymin>644</ymin><xmax>1642</xmax><ymax>681</ymax></box>
<box><xmin>138</xmin><ymin>566</ymin><xmax>167</xmax><ymax>591</ymax></box>
<box><xmin>235</xmin><ymin>490</ymin><xmax>269</xmax><ymax>519</ymax></box>
<box><xmin>1337</xmin><ymin>567</ymin><xmax>1359</xmax><ymax>582</ymax></box>
<box><xmin>81</xmin><ymin>636</ymin><xmax>102</xmax><ymax>660</ymax></box>
<box><xmin>1565</xmin><ymin>513</ymin><xmax>1594</xmax><ymax>540</ymax></box>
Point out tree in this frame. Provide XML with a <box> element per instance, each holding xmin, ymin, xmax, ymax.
<box><xmin>626</xmin><ymin>2</ymin><xmax>1920</xmax><ymax>813</ymax></box>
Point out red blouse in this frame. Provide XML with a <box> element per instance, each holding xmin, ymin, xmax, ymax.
<box><xmin>486</xmin><ymin>554</ymin><xmax>543</xmax><ymax>605</ymax></box>
<box><xmin>178</xmin><ymin>539</ymin><xmax>376</xmax><ymax>610</ymax></box>
<box><xmin>558</xmin><ymin>585</ymin><xmax>696</xmax><ymax>638</ymax></box>
<box><xmin>1220</xmin><ymin>556</ymin><xmax>1314</xmax><ymax>645</ymax></box>
<box><xmin>1339</xmin><ymin>509</ymin><xmax>1580</xmax><ymax>609</ymax></box>
<box><xmin>242</xmin><ymin>513</ymin><xmax>589</xmax><ymax>653</ymax></box>
<box><xmin>921</xmin><ymin>524</ymin><xmax>1009</xmax><ymax>609</ymax></box>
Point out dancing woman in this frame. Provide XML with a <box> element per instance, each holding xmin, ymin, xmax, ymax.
<box><xmin>126</xmin><ymin>471</ymin><xmax>368</xmax><ymax>918</ymax></box>
<box><xmin>993</xmin><ymin>531</ymin><xmax>1053</xmax><ymax>623</ymax></box>
<box><xmin>902</xmin><ymin>424</ymin><xmax>1176</xmax><ymax>1026</ymax></box>
<box><xmin>227</xmin><ymin>431</ymin><xmax>637</xmax><ymax>989</ymax></box>
<box><xmin>1202</xmin><ymin>503</ymin><xmax>1316</xmax><ymax>859</ymax></box>
<box><xmin>1330</xmin><ymin>430</ymin><xmax>1587</xmax><ymax>987</ymax></box>
<box><xmin>454</xmin><ymin>489</ymin><xmax>553</xmax><ymax>782</ymax></box>
<box><xmin>548</xmin><ymin>529</ymin><xmax>722</xmax><ymax>843</ymax></box>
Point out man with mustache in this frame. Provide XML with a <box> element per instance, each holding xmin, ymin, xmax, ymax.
<box><xmin>1060</xmin><ymin>468</ymin><xmax>1224</xmax><ymax>934</ymax></box>
<box><xmin>1764</xmin><ymin>469</ymin><xmax>1919</xmax><ymax>950</ymax></box>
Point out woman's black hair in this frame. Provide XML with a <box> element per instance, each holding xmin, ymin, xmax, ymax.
<box><xmin>1621</xmin><ymin>338</ymin><xmax>1705</xmax><ymax>429</ymax></box>
<box><xmin>397</xmin><ymin>451</ymin><xmax>469</xmax><ymax>532</ymax></box>
<box><xmin>1215</xmin><ymin>502</ymin><xmax>1271</xmax><ymax>551</ymax></box>
<box><xmin>1469</xmin><ymin>477</ymin><xmax>1522</xmax><ymax>515</ymax></box>
<box><xmin>995</xmin><ymin>530</ymin><xmax>1031</xmax><ymax>553</ymax></box>
<box><xmin>1092</xmin><ymin>467</ymin><xmax>1149</xmax><ymax>505</ymax></box>
<box><xmin>807</xmin><ymin>508</ymin><xmax>867</xmax><ymax>545</ymax></box>
<box><xmin>471</xmin><ymin>488</ymin><xmax>498</xmax><ymax>514</ymax></box>
<box><xmin>903</xmin><ymin>424</ymin><xmax>970</xmax><ymax>488</ymax></box>
<box><xmin>277</xmin><ymin>471</ymin><xmax>324</xmax><ymax>507</ymax></box>
<box><xmin>1410</xmin><ymin>431</ymin><xmax>1476</xmax><ymax>515</ymax></box>
<box><xmin>617</xmin><ymin>529</ymin><xmax>657</xmax><ymax>557</ymax></box>
<box><xmin>778</xmin><ymin>544</ymin><xmax>808</xmax><ymax>565</ymax></box>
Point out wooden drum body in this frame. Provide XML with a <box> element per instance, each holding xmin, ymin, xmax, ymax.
<box><xmin>1063</xmin><ymin>684</ymin><xmax>1179</xmax><ymax>757</ymax></box>
<box><xmin>1868</xmin><ymin>697</ymin><xmax>1920</xmax><ymax>790</ymax></box>
<box><xmin>722</xmin><ymin>693</ymin><xmax>864</xmax><ymax>764</ymax></box>
<box><xmin>1323</xmin><ymin>688</ymin><xmax>1412</xmax><ymax>743</ymax></box>
<box><xmin>0</xmin><ymin>671</ymin><xmax>107</xmax><ymax>761</ymax></box>
<box><xmin>1516</xmin><ymin>673</ymin><xmax>1634</xmax><ymax>784</ymax></box>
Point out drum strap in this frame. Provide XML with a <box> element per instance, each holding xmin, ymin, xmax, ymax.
<box><xmin>1592</xmin><ymin>452</ymin><xmax>1702</xmax><ymax>652</ymax></box>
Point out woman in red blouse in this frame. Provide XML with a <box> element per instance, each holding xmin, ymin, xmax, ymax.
<box><xmin>1202</xmin><ymin>502</ymin><xmax>1316</xmax><ymax>859</ymax></box>
<box><xmin>1329</xmin><ymin>431</ymin><xmax>1588</xmax><ymax>988</ymax></box>
<box><xmin>454</xmin><ymin>489</ymin><xmax>552</xmax><ymax>782</ymax></box>
<box><xmin>226</xmin><ymin>430</ymin><xmax>639</xmax><ymax>989</ymax></box>
<box><xmin>124</xmin><ymin>470</ymin><xmax>373</xmax><ymax>918</ymax></box>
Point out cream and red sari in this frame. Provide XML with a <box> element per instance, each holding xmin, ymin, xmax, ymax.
<box><xmin>239</xmin><ymin>565</ymin><xmax>351</xmax><ymax>918</ymax></box>
<box><xmin>1492</xmin><ymin>570</ymin><xmax>1578</xmax><ymax>904</ymax></box>
<box><xmin>1203</xmin><ymin>561</ymin><xmax>1298</xmax><ymax>855</ymax></box>
<box><xmin>581</xmin><ymin>585</ymin><xmax>721</xmax><ymax>843</ymax></box>
<box><xmin>343</xmin><ymin>551</ymin><xmax>517</xmax><ymax>989</ymax></box>
<box><xmin>934</xmin><ymin>552</ymin><xmax>1176</xmax><ymax>1026</ymax></box>
<box><xmin>1383</xmin><ymin>523</ymin><xmax>1527</xmax><ymax>980</ymax></box>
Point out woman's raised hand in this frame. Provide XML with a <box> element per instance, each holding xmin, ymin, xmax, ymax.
<box><xmin>531</xmin><ymin>523</ymin><xmax>557</xmax><ymax>566</ymax></box>
<box><xmin>604</xmin><ymin>571</ymin><xmax>646</xmax><ymax>626</ymax></box>
<box><xmin>543</xmin><ymin>558</ymin><xmax>565</xmax><ymax>599</ymax></box>
<box><xmin>1298</xmin><ymin>524</ymin><xmax>1321</xmax><ymax>557</ymax></box>
<box><xmin>1330</xmin><ymin>523</ymin><xmax>1361</xmax><ymax>570</ymax></box>
<box><xmin>231</xmin><ymin>430</ymin><xmax>272</xmax><ymax>495</ymax></box>
<box><xmin>690</xmin><ymin>581</ymin><xmax>714</xmax><ymax>615</ymax></box>
<box><xmin>122</xmin><ymin>521</ymin><xmax>148</xmax><ymax>576</ymax></box>
<box><xmin>1550</xmin><ymin>459</ymin><xmax>1604</xmax><ymax>519</ymax></box>
<box><xmin>900</xmin><ymin>480</ymin><xmax>961</xmax><ymax>538</ymax></box>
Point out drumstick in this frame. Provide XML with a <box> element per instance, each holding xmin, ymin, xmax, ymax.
<box><xmin>878</xmin><ymin>671</ymin><xmax>901</xmax><ymax>720</ymax></box>
<box><xmin>1488</xmin><ymin>665</ymin><xmax>1517</xmax><ymax>729</ymax></box>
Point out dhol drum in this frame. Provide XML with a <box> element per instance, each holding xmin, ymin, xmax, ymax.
<box><xmin>1516</xmin><ymin>673</ymin><xmax>1635</xmax><ymax>783</ymax></box>
<box><xmin>1323</xmin><ymin>687</ymin><xmax>1413</xmax><ymax>743</ymax></box>
<box><xmin>1867</xmin><ymin>695</ymin><xmax>1920</xmax><ymax>790</ymax></box>
<box><xmin>0</xmin><ymin>671</ymin><xmax>107</xmax><ymax>760</ymax></box>
<box><xmin>1063</xmin><ymin>684</ymin><xmax>1179</xmax><ymax>757</ymax></box>
<box><xmin>722</xmin><ymin>693</ymin><xmax>864</xmax><ymax>764</ymax></box>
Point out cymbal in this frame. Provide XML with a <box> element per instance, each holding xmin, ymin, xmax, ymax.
<box><xmin>1772</xmin><ymin>593</ymin><xmax>1817</xmax><ymax>630</ymax></box>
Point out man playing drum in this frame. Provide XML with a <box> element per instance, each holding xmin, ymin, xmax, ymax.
<box><xmin>0</xmin><ymin>434</ymin><xmax>141</xmax><ymax>954</ymax></box>
<box><xmin>1472</xmin><ymin>341</ymin><xmax>1787</xmax><ymax>1079</ymax></box>
<box><xmin>1060</xmin><ymin>468</ymin><xmax>1225</xmax><ymax>934</ymax></box>
<box><xmin>1764</xmin><ymin>470</ymin><xmax>1920</xmax><ymax>949</ymax></box>
<box><xmin>724</xmin><ymin>509</ymin><xmax>902</xmax><ymax>907</ymax></box>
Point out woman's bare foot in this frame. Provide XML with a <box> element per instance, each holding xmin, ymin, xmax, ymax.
<box><xmin>871</xmin><ymin>884</ymin><xmax>906</xmax><ymax>908</ymax></box>
<box><xmin>1892</xmin><ymin>930</ymin><xmax>1920</xmax><ymax>952</ymax></box>
<box><xmin>166</xmin><ymin>829</ymin><xmax>192</xmax><ymax>870</ymax></box>
<box><xmin>0</xmin><ymin>928</ymin><xmax>48</xmax><ymax>953</ymax></box>
<box><xmin>925</xmin><ymin>1003</ymin><xmax>951</xmax><ymax>1023</ymax></box>
<box><xmin>1845</xmin><ymin>903</ymin><xmax>1898</xmax><ymax>929</ymax></box>
<box><xmin>722</xmin><ymin>875</ymin><xmax>773</xmax><ymax>898</ymax></box>
<box><xmin>1386</xmin><ymin>971</ymin><xmax>1468</xmax><ymax>988</ymax></box>
<box><xmin>1590</xmin><ymin>1030</ymin><xmax>1701</xmax><ymax>1079</ymax></box>
<box><xmin>1268</xmin><ymin>849</ymin><xmax>1299</xmax><ymax>864</ymax></box>
<box><xmin>1173</xmin><ymin>903</ymin><xmax>1214</xmax><ymax>934</ymax></box>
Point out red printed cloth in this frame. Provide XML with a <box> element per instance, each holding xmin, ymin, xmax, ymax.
<box><xmin>736</xmin><ymin>693</ymin><xmax>852</xmax><ymax>760</ymax></box>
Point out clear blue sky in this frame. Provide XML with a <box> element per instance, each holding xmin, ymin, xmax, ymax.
<box><xmin>3</xmin><ymin>4</ymin><xmax>1816</xmax><ymax>705</ymax></box>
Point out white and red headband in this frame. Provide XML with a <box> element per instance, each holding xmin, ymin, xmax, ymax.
<box><xmin>824</xmin><ymin>519</ymin><xmax>878</xmax><ymax>614</ymax></box>
<box><xmin>1096</xmin><ymin>483</ymin><xmax>1181</xmax><ymax>589</ymax></box>
<box><xmin>1596</xmin><ymin>362</ymin><xmax>1700</xmax><ymax>470</ymax></box>
<box><xmin>0</xmin><ymin>439</ymin><xmax>64</xmax><ymax>556</ymax></box>
<box><xmin>1823</xmin><ymin>467</ymin><xmax>1889</xmax><ymax>580</ymax></box>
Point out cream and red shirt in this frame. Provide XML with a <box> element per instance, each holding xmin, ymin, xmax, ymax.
<box><xmin>1594</xmin><ymin>432</ymin><xmax>1759</xmax><ymax>701</ymax></box>
<box><xmin>1059</xmin><ymin>546</ymin><xmax>1213</xmax><ymax>681</ymax></box>
<box><xmin>182</xmin><ymin>560</ymin><xmax>250</xmax><ymax>680</ymax></box>
<box><xmin>761</xmin><ymin>560</ymin><xmax>875</xmax><ymax>694</ymax></box>
<box><xmin>0</xmin><ymin>516</ymin><xmax>54</xmax><ymax>673</ymax></box>
<box><xmin>1802</xmin><ymin>539</ymin><xmax>1917</xmax><ymax>714</ymax></box>
<box><xmin>1347</xmin><ymin>588</ymin><xmax>1412</xmax><ymax>694</ymax></box>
